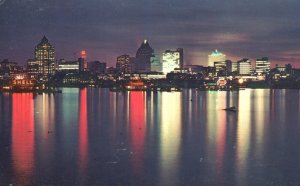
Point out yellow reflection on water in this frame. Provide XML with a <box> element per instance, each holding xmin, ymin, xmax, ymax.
<box><xmin>206</xmin><ymin>91</ymin><xmax>227</xmax><ymax>177</ymax></box>
<box><xmin>254</xmin><ymin>89</ymin><xmax>269</xmax><ymax>159</ymax></box>
<box><xmin>159</xmin><ymin>92</ymin><xmax>182</xmax><ymax>186</ymax></box>
<box><xmin>41</xmin><ymin>94</ymin><xmax>55</xmax><ymax>133</ymax></box>
<box><xmin>236</xmin><ymin>89</ymin><xmax>252</xmax><ymax>185</ymax></box>
<box><xmin>207</xmin><ymin>92</ymin><xmax>218</xmax><ymax>147</ymax></box>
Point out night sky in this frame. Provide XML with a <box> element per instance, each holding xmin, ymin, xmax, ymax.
<box><xmin>1</xmin><ymin>0</ymin><xmax>300</xmax><ymax>67</ymax></box>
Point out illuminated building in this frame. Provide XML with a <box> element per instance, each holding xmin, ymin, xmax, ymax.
<box><xmin>256</xmin><ymin>57</ymin><xmax>270</xmax><ymax>75</ymax></box>
<box><xmin>34</xmin><ymin>36</ymin><xmax>56</xmax><ymax>76</ymax></box>
<box><xmin>231</xmin><ymin>61</ymin><xmax>238</xmax><ymax>72</ymax></box>
<box><xmin>80</xmin><ymin>50</ymin><xmax>87</xmax><ymax>60</ymax></box>
<box><xmin>27</xmin><ymin>59</ymin><xmax>39</xmax><ymax>78</ymax></box>
<box><xmin>214</xmin><ymin>61</ymin><xmax>227</xmax><ymax>74</ymax></box>
<box><xmin>116</xmin><ymin>54</ymin><xmax>132</xmax><ymax>73</ymax></box>
<box><xmin>237</xmin><ymin>58</ymin><xmax>252</xmax><ymax>75</ymax></box>
<box><xmin>162</xmin><ymin>49</ymin><xmax>183</xmax><ymax>74</ymax></box>
<box><xmin>88</xmin><ymin>61</ymin><xmax>106</xmax><ymax>74</ymax></box>
<box><xmin>11</xmin><ymin>73</ymin><xmax>36</xmax><ymax>91</ymax></box>
<box><xmin>135</xmin><ymin>40</ymin><xmax>154</xmax><ymax>72</ymax></box>
<box><xmin>80</xmin><ymin>50</ymin><xmax>87</xmax><ymax>71</ymax></box>
<box><xmin>58</xmin><ymin>59</ymin><xmax>81</xmax><ymax>73</ymax></box>
<box><xmin>150</xmin><ymin>54</ymin><xmax>162</xmax><ymax>72</ymax></box>
<box><xmin>208</xmin><ymin>49</ymin><xmax>226</xmax><ymax>67</ymax></box>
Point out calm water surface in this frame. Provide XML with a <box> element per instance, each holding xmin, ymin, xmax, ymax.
<box><xmin>0</xmin><ymin>88</ymin><xmax>300</xmax><ymax>185</ymax></box>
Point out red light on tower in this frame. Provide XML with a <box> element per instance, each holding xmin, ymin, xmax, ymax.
<box><xmin>80</xmin><ymin>50</ymin><xmax>87</xmax><ymax>60</ymax></box>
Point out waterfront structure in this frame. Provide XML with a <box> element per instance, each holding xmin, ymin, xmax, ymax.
<box><xmin>135</xmin><ymin>40</ymin><xmax>154</xmax><ymax>72</ymax></box>
<box><xmin>88</xmin><ymin>61</ymin><xmax>106</xmax><ymax>74</ymax></box>
<box><xmin>10</xmin><ymin>73</ymin><xmax>36</xmax><ymax>91</ymax></box>
<box><xmin>34</xmin><ymin>36</ymin><xmax>56</xmax><ymax>76</ymax></box>
<box><xmin>237</xmin><ymin>58</ymin><xmax>252</xmax><ymax>75</ymax></box>
<box><xmin>116</xmin><ymin>54</ymin><xmax>132</xmax><ymax>73</ymax></box>
<box><xmin>161</xmin><ymin>49</ymin><xmax>183</xmax><ymax>74</ymax></box>
<box><xmin>208</xmin><ymin>49</ymin><xmax>226</xmax><ymax>67</ymax></box>
<box><xmin>256</xmin><ymin>57</ymin><xmax>270</xmax><ymax>75</ymax></box>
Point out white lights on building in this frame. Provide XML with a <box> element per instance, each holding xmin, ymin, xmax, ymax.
<box><xmin>237</xmin><ymin>58</ymin><xmax>252</xmax><ymax>75</ymax></box>
<box><xmin>256</xmin><ymin>57</ymin><xmax>270</xmax><ymax>75</ymax></box>
<box><xmin>162</xmin><ymin>49</ymin><xmax>182</xmax><ymax>74</ymax></box>
<box><xmin>208</xmin><ymin>49</ymin><xmax>226</xmax><ymax>67</ymax></box>
<box><xmin>58</xmin><ymin>59</ymin><xmax>80</xmax><ymax>72</ymax></box>
<box><xmin>214</xmin><ymin>61</ymin><xmax>227</xmax><ymax>73</ymax></box>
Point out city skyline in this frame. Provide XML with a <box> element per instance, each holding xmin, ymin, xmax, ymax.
<box><xmin>1</xmin><ymin>1</ymin><xmax>300</xmax><ymax>67</ymax></box>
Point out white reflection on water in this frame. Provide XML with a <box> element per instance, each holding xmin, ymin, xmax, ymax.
<box><xmin>254</xmin><ymin>89</ymin><xmax>270</xmax><ymax>160</ymax></box>
<box><xmin>159</xmin><ymin>92</ymin><xmax>182</xmax><ymax>186</ymax></box>
<box><xmin>236</xmin><ymin>89</ymin><xmax>252</xmax><ymax>185</ymax></box>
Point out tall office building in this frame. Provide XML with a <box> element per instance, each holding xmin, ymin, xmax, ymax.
<box><xmin>237</xmin><ymin>58</ymin><xmax>252</xmax><ymax>75</ymax></box>
<box><xmin>162</xmin><ymin>49</ymin><xmax>183</xmax><ymax>74</ymax></box>
<box><xmin>150</xmin><ymin>54</ymin><xmax>162</xmax><ymax>72</ymax></box>
<box><xmin>35</xmin><ymin>36</ymin><xmax>56</xmax><ymax>76</ymax></box>
<box><xmin>116</xmin><ymin>54</ymin><xmax>132</xmax><ymax>73</ymax></box>
<box><xmin>135</xmin><ymin>40</ymin><xmax>154</xmax><ymax>72</ymax></box>
<box><xmin>208</xmin><ymin>49</ymin><xmax>226</xmax><ymax>67</ymax></box>
<box><xmin>256</xmin><ymin>57</ymin><xmax>270</xmax><ymax>75</ymax></box>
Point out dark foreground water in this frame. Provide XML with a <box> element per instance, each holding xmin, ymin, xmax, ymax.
<box><xmin>0</xmin><ymin>88</ymin><xmax>300</xmax><ymax>185</ymax></box>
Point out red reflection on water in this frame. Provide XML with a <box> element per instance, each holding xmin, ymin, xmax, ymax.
<box><xmin>129</xmin><ymin>91</ymin><xmax>145</xmax><ymax>177</ymax></box>
<box><xmin>78</xmin><ymin>88</ymin><xmax>88</xmax><ymax>173</ymax></box>
<box><xmin>12</xmin><ymin>93</ymin><xmax>34</xmax><ymax>184</ymax></box>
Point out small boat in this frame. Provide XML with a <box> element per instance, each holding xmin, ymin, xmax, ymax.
<box><xmin>223</xmin><ymin>106</ymin><xmax>237</xmax><ymax>112</ymax></box>
<box><xmin>124</xmin><ymin>80</ymin><xmax>147</xmax><ymax>91</ymax></box>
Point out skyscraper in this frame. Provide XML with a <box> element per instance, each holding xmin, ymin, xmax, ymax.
<box><xmin>135</xmin><ymin>40</ymin><xmax>154</xmax><ymax>72</ymax></box>
<box><xmin>34</xmin><ymin>36</ymin><xmax>55</xmax><ymax>76</ymax></box>
<box><xmin>116</xmin><ymin>54</ymin><xmax>132</xmax><ymax>73</ymax></box>
<box><xmin>208</xmin><ymin>49</ymin><xmax>226</xmax><ymax>67</ymax></box>
<box><xmin>161</xmin><ymin>49</ymin><xmax>183</xmax><ymax>74</ymax></box>
<box><xmin>256</xmin><ymin>57</ymin><xmax>270</xmax><ymax>75</ymax></box>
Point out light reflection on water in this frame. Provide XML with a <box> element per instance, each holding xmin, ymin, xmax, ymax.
<box><xmin>0</xmin><ymin>88</ymin><xmax>300</xmax><ymax>185</ymax></box>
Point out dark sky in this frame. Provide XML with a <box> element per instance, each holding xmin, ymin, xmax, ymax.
<box><xmin>1</xmin><ymin>0</ymin><xmax>300</xmax><ymax>67</ymax></box>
